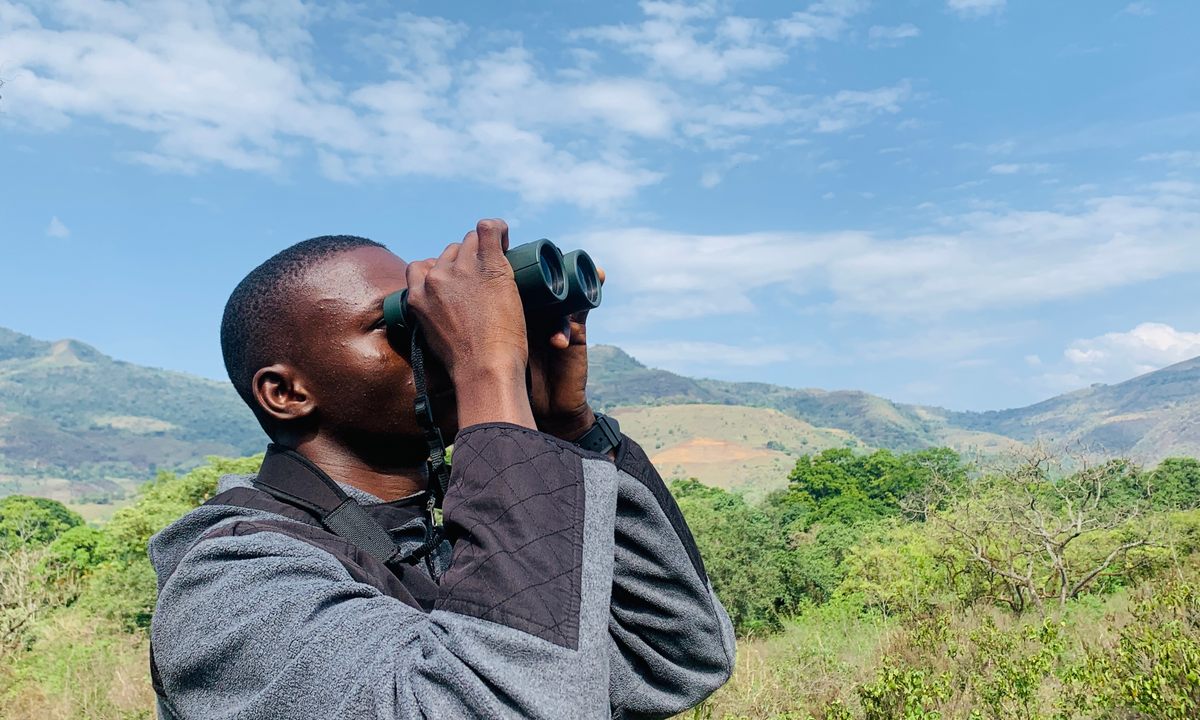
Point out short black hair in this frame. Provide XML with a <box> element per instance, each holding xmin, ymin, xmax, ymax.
<box><xmin>220</xmin><ymin>235</ymin><xmax>386</xmax><ymax>431</ymax></box>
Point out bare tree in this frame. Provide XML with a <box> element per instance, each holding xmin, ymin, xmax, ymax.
<box><xmin>906</xmin><ymin>443</ymin><xmax>1154</xmax><ymax>613</ymax></box>
<box><xmin>0</xmin><ymin>505</ymin><xmax>81</xmax><ymax>658</ymax></box>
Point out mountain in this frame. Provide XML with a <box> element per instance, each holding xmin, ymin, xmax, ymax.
<box><xmin>587</xmin><ymin>345</ymin><xmax>1004</xmax><ymax>451</ymax></box>
<box><xmin>608</xmin><ymin>403</ymin><xmax>861</xmax><ymax>501</ymax></box>
<box><xmin>2</xmin><ymin>326</ymin><xmax>1197</xmax><ymax>502</ymax></box>
<box><xmin>0</xmin><ymin>327</ymin><xmax>265</xmax><ymax>495</ymax></box>
<box><xmin>942</xmin><ymin>356</ymin><xmax>1200</xmax><ymax>462</ymax></box>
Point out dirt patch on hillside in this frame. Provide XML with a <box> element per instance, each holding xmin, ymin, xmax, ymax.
<box><xmin>652</xmin><ymin>438</ymin><xmax>773</xmax><ymax>465</ymax></box>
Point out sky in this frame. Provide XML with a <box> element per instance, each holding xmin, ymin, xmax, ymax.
<box><xmin>1</xmin><ymin>0</ymin><xmax>1198</xmax><ymax>412</ymax></box>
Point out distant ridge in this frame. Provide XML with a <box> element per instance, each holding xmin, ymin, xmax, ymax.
<box><xmin>2</xmin><ymin>327</ymin><xmax>1198</xmax><ymax>499</ymax></box>
<box><xmin>588</xmin><ymin>345</ymin><xmax>952</xmax><ymax>450</ymax></box>
<box><xmin>587</xmin><ymin>344</ymin><xmax>1200</xmax><ymax>464</ymax></box>
<box><xmin>942</xmin><ymin>355</ymin><xmax>1200</xmax><ymax>461</ymax></box>
<box><xmin>0</xmin><ymin>327</ymin><xmax>265</xmax><ymax>490</ymax></box>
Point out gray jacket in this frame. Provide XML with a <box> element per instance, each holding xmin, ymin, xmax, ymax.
<box><xmin>148</xmin><ymin>423</ymin><xmax>736</xmax><ymax>719</ymax></box>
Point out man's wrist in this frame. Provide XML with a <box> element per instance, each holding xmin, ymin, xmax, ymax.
<box><xmin>571</xmin><ymin>413</ymin><xmax>622</xmax><ymax>457</ymax></box>
<box><xmin>453</xmin><ymin>362</ymin><xmax>536</xmax><ymax>430</ymax></box>
<box><xmin>538</xmin><ymin>406</ymin><xmax>596</xmax><ymax>442</ymax></box>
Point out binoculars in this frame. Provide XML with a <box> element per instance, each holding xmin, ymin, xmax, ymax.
<box><xmin>382</xmin><ymin>238</ymin><xmax>602</xmax><ymax>337</ymax></box>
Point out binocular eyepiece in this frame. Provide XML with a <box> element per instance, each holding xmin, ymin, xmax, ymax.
<box><xmin>382</xmin><ymin>238</ymin><xmax>602</xmax><ymax>337</ymax></box>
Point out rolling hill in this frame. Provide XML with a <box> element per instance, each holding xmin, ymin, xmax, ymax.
<box><xmin>609</xmin><ymin>403</ymin><xmax>861</xmax><ymax>501</ymax></box>
<box><xmin>2</xmin><ymin>326</ymin><xmax>1198</xmax><ymax>503</ymax></box>
<box><xmin>0</xmin><ymin>327</ymin><xmax>265</xmax><ymax>499</ymax></box>
<box><xmin>941</xmin><ymin>355</ymin><xmax>1200</xmax><ymax>462</ymax></box>
<box><xmin>586</xmin><ymin>345</ymin><xmax>1016</xmax><ymax>453</ymax></box>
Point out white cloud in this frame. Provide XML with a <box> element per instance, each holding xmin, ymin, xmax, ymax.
<box><xmin>577</xmin><ymin>2</ymin><xmax>787</xmax><ymax>84</ymax></box>
<box><xmin>574</xmin><ymin>182</ymin><xmax>1200</xmax><ymax>320</ymax></box>
<box><xmin>0</xmin><ymin>3</ymin><xmax>665</xmax><ymax>208</ymax></box>
<box><xmin>812</xmin><ymin>82</ymin><xmax>912</xmax><ymax>133</ymax></box>
<box><xmin>46</xmin><ymin>216</ymin><xmax>69</xmax><ymax>238</ymax></box>
<box><xmin>988</xmin><ymin>162</ymin><xmax>1052</xmax><ymax>175</ymax></box>
<box><xmin>777</xmin><ymin>0</ymin><xmax>867</xmax><ymax>42</ymax></box>
<box><xmin>1122</xmin><ymin>2</ymin><xmax>1155</xmax><ymax>16</ymax></box>
<box><xmin>699</xmin><ymin>152</ymin><xmax>757</xmax><ymax>188</ymax></box>
<box><xmin>620</xmin><ymin>340</ymin><xmax>806</xmax><ymax>369</ymax></box>
<box><xmin>868</xmin><ymin>23</ymin><xmax>920</xmax><ymax>48</ymax></box>
<box><xmin>1</xmin><ymin>0</ymin><xmax>911</xmax><ymax>209</ymax></box>
<box><xmin>1140</xmin><ymin>151</ymin><xmax>1200</xmax><ymax>168</ymax></box>
<box><xmin>1060</xmin><ymin>323</ymin><xmax>1200</xmax><ymax>384</ymax></box>
<box><xmin>857</xmin><ymin>327</ymin><xmax>1017</xmax><ymax>360</ymax></box>
<box><xmin>947</xmin><ymin>0</ymin><xmax>1006</xmax><ymax>18</ymax></box>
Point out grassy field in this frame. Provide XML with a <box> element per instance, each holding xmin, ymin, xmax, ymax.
<box><xmin>680</xmin><ymin>581</ymin><xmax>1189</xmax><ymax>720</ymax></box>
<box><xmin>612</xmin><ymin>404</ymin><xmax>861</xmax><ymax>500</ymax></box>
<box><xmin>0</xmin><ymin>473</ymin><xmax>139</xmax><ymax>523</ymax></box>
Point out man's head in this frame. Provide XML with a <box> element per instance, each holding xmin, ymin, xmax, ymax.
<box><xmin>221</xmin><ymin>236</ymin><xmax>445</xmax><ymax>463</ymax></box>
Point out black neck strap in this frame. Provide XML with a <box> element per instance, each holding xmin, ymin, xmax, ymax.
<box><xmin>410</xmin><ymin>326</ymin><xmax>452</xmax><ymax>507</ymax></box>
<box><xmin>251</xmin><ymin>445</ymin><xmax>440</xmax><ymax>568</ymax></box>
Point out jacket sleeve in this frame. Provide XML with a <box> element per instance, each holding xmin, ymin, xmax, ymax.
<box><xmin>607</xmin><ymin>435</ymin><xmax>737</xmax><ymax>719</ymax></box>
<box><xmin>151</xmin><ymin>424</ymin><xmax>619</xmax><ymax>720</ymax></box>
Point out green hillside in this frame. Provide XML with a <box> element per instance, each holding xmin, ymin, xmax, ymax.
<box><xmin>942</xmin><ymin>356</ymin><xmax>1200</xmax><ymax>462</ymax></box>
<box><xmin>588</xmin><ymin>345</ymin><xmax>1007</xmax><ymax>452</ymax></box>
<box><xmin>0</xmin><ymin>327</ymin><xmax>264</xmax><ymax>496</ymax></box>
<box><xmin>3</xmin><ymin>327</ymin><xmax>1199</xmax><ymax>505</ymax></box>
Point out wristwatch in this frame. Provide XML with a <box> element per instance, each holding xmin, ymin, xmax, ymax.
<box><xmin>574</xmin><ymin>413</ymin><xmax>622</xmax><ymax>455</ymax></box>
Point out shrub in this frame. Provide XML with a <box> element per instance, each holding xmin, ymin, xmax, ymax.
<box><xmin>0</xmin><ymin>496</ymin><xmax>83</xmax><ymax>549</ymax></box>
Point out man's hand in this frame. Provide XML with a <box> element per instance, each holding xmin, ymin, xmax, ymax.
<box><xmin>404</xmin><ymin>219</ymin><xmax>536</xmax><ymax>430</ymax></box>
<box><xmin>527</xmin><ymin>267</ymin><xmax>606</xmax><ymax>442</ymax></box>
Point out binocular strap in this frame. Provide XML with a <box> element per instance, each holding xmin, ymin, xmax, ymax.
<box><xmin>410</xmin><ymin>326</ymin><xmax>452</xmax><ymax>506</ymax></box>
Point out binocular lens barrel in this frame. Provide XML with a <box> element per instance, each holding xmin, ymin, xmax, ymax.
<box><xmin>382</xmin><ymin>238</ymin><xmax>602</xmax><ymax>338</ymax></box>
<box><xmin>506</xmin><ymin>239</ymin><xmax>568</xmax><ymax>308</ymax></box>
<box><xmin>560</xmin><ymin>250</ymin><xmax>602</xmax><ymax>316</ymax></box>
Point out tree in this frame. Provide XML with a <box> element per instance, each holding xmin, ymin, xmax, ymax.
<box><xmin>909</xmin><ymin>445</ymin><xmax>1153</xmax><ymax>612</ymax></box>
<box><xmin>671</xmin><ymin>479</ymin><xmax>797</xmax><ymax>634</ymax></box>
<box><xmin>1149</xmin><ymin>457</ymin><xmax>1200</xmax><ymax>510</ymax></box>
<box><xmin>0</xmin><ymin>496</ymin><xmax>84</xmax><ymax>550</ymax></box>
<box><xmin>780</xmin><ymin>447</ymin><xmax>965</xmax><ymax>527</ymax></box>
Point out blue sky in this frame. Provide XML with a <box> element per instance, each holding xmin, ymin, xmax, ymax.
<box><xmin>1</xmin><ymin>0</ymin><xmax>1198</xmax><ymax>411</ymax></box>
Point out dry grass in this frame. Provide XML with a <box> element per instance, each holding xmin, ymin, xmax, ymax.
<box><xmin>678</xmin><ymin>605</ymin><xmax>896</xmax><ymax>719</ymax></box>
<box><xmin>0</xmin><ymin>609</ymin><xmax>154</xmax><ymax>720</ymax></box>
<box><xmin>678</xmin><ymin>589</ymin><xmax>1141</xmax><ymax>720</ymax></box>
<box><xmin>612</xmin><ymin>404</ymin><xmax>858</xmax><ymax>501</ymax></box>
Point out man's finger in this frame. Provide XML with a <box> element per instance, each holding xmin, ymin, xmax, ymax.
<box><xmin>568</xmin><ymin>309</ymin><xmax>590</xmax><ymax>326</ymax></box>
<box><xmin>437</xmin><ymin>242</ymin><xmax>461</xmax><ymax>265</ymax></box>
<box><xmin>404</xmin><ymin>259</ymin><xmax>434</xmax><ymax>298</ymax></box>
<box><xmin>549</xmin><ymin>316</ymin><xmax>571</xmax><ymax>349</ymax></box>
<box><xmin>597</xmin><ymin>265</ymin><xmax>606</xmax><ymax>285</ymax></box>
<box><xmin>461</xmin><ymin>230</ymin><xmax>479</xmax><ymax>257</ymax></box>
<box><xmin>475</xmin><ymin>218</ymin><xmax>509</xmax><ymax>257</ymax></box>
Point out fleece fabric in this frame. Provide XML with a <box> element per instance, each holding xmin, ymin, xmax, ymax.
<box><xmin>148</xmin><ymin>422</ymin><xmax>735</xmax><ymax>719</ymax></box>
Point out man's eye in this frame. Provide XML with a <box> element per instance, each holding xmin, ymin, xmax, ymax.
<box><xmin>371</xmin><ymin>317</ymin><xmax>388</xmax><ymax>330</ymax></box>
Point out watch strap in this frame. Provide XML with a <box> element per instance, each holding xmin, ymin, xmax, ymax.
<box><xmin>574</xmin><ymin>413</ymin><xmax>621</xmax><ymax>455</ymax></box>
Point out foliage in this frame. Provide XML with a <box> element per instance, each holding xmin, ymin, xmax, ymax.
<box><xmin>0</xmin><ymin>497</ymin><xmax>84</xmax><ymax>550</ymax></box>
<box><xmin>85</xmin><ymin>455</ymin><xmax>262</xmax><ymax>629</ymax></box>
<box><xmin>911</xmin><ymin>449</ymin><xmax>1159</xmax><ymax>612</ymax></box>
<box><xmin>4</xmin><ymin>442</ymin><xmax>1200</xmax><ymax>718</ymax></box>
<box><xmin>1149</xmin><ymin>457</ymin><xmax>1200</xmax><ymax>511</ymax></box>
<box><xmin>1060</xmin><ymin>579</ymin><xmax>1200</xmax><ymax>719</ymax></box>
<box><xmin>0</xmin><ymin>454</ymin><xmax>264</xmax><ymax>718</ymax></box>
<box><xmin>778</xmin><ymin>448</ymin><xmax>965</xmax><ymax>528</ymax></box>
<box><xmin>672</xmin><ymin>479</ymin><xmax>799</xmax><ymax>634</ymax></box>
<box><xmin>856</xmin><ymin>662</ymin><xmax>952</xmax><ymax>720</ymax></box>
<box><xmin>834</xmin><ymin>522</ymin><xmax>960</xmax><ymax>616</ymax></box>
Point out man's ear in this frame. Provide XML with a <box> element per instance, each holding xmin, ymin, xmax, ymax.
<box><xmin>252</xmin><ymin>364</ymin><xmax>316</xmax><ymax>423</ymax></box>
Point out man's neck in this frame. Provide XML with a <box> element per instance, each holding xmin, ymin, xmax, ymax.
<box><xmin>290</xmin><ymin>438</ymin><xmax>428</xmax><ymax>502</ymax></box>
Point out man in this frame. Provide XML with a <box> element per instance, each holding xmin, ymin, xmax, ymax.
<box><xmin>148</xmin><ymin>219</ymin><xmax>735</xmax><ymax>719</ymax></box>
